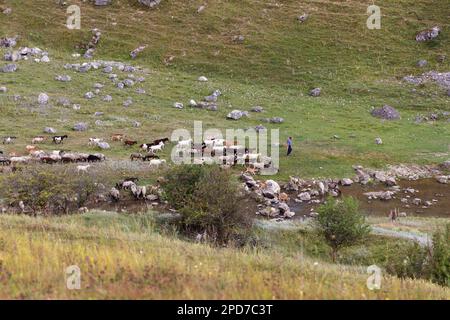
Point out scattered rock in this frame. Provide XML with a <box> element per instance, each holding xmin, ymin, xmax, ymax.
<box><xmin>138</xmin><ymin>0</ymin><xmax>162</xmax><ymax>8</ymax></box>
<box><xmin>1</xmin><ymin>63</ymin><xmax>17</xmax><ymax>73</ymax></box>
<box><xmin>84</xmin><ymin>92</ymin><xmax>95</xmax><ymax>99</ymax></box>
<box><xmin>262</xmin><ymin>180</ymin><xmax>280</xmax><ymax>198</ymax></box>
<box><xmin>364</xmin><ymin>191</ymin><xmax>396</xmax><ymax>201</ymax></box>
<box><xmin>97</xmin><ymin>142</ymin><xmax>110</xmax><ymax>150</ymax></box>
<box><xmin>232</xmin><ymin>35</ymin><xmax>245</xmax><ymax>43</ymax></box>
<box><xmin>375</xmin><ymin>137</ymin><xmax>383</xmax><ymax>145</ymax></box>
<box><xmin>123</xmin><ymin>98</ymin><xmax>133</xmax><ymax>107</ymax></box>
<box><xmin>130</xmin><ymin>45</ymin><xmax>147</xmax><ymax>59</ymax></box>
<box><xmin>268</xmin><ymin>117</ymin><xmax>284</xmax><ymax>124</ymax></box>
<box><xmin>38</xmin><ymin>93</ymin><xmax>49</xmax><ymax>105</ymax></box>
<box><xmin>123</xmin><ymin>79</ymin><xmax>135</xmax><ymax>87</ymax></box>
<box><xmin>251</xmin><ymin>106</ymin><xmax>264</xmax><ymax>112</ymax></box>
<box><xmin>298</xmin><ymin>192</ymin><xmax>311</xmax><ymax>201</ymax></box>
<box><xmin>57</xmin><ymin>97</ymin><xmax>71</xmax><ymax>107</ymax></box>
<box><xmin>309</xmin><ymin>87</ymin><xmax>321</xmax><ymax>97</ymax></box>
<box><xmin>44</xmin><ymin>127</ymin><xmax>57</xmax><ymax>134</ymax></box>
<box><xmin>297</xmin><ymin>13</ymin><xmax>309</xmax><ymax>23</ymax></box>
<box><xmin>173</xmin><ymin>102</ymin><xmax>184</xmax><ymax>109</ymax></box>
<box><xmin>255</xmin><ymin>124</ymin><xmax>266</xmax><ymax>133</ymax></box>
<box><xmin>436</xmin><ymin>176</ymin><xmax>449</xmax><ymax>184</ymax></box>
<box><xmin>417</xmin><ymin>59</ymin><xmax>428</xmax><ymax>68</ymax></box>
<box><xmin>103</xmin><ymin>65</ymin><xmax>113</xmax><ymax>73</ymax></box>
<box><xmin>103</xmin><ymin>95</ymin><xmax>112</xmax><ymax>102</ymax></box>
<box><xmin>73</xmin><ymin>122</ymin><xmax>88</xmax><ymax>131</ymax></box>
<box><xmin>227</xmin><ymin>110</ymin><xmax>248</xmax><ymax>120</ymax></box>
<box><xmin>94</xmin><ymin>0</ymin><xmax>112</xmax><ymax>6</ymax></box>
<box><xmin>416</xmin><ymin>26</ymin><xmax>441</xmax><ymax>42</ymax></box>
<box><xmin>0</xmin><ymin>36</ymin><xmax>18</xmax><ymax>48</ymax></box>
<box><xmin>55</xmin><ymin>75</ymin><xmax>71</xmax><ymax>82</ymax></box>
<box><xmin>340</xmin><ymin>178</ymin><xmax>353</xmax><ymax>186</ymax></box>
<box><xmin>41</xmin><ymin>55</ymin><xmax>50</xmax><ymax>63</ymax></box>
<box><xmin>371</xmin><ymin>105</ymin><xmax>400</xmax><ymax>120</ymax></box>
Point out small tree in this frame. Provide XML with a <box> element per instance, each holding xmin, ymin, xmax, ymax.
<box><xmin>161</xmin><ymin>165</ymin><xmax>253</xmax><ymax>245</ymax></box>
<box><xmin>428</xmin><ymin>224</ymin><xmax>449</xmax><ymax>287</ymax></box>
<box><xmin>316</xmin><ymin>197</ymin><xmax>370</xmax><ymax>262</ymax></box>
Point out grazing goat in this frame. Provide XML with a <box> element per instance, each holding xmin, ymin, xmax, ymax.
<box><xmin>52</xmin><ymin>135</ymin><xmax>68</xmax><ymax>144</ymax></box>
<box><xmin>153</xmin><ymin>138</ymin><xmax>169</xmax><ymax>145</ymax></box>
<box><xmin>124</xmin><ymin>139</ymin><xmax>138</xmax><ymax>146</ymax></box>
<box><xmin>111</xmin><ymin>134</ymin><xmax>124</xmax><ymax>142</ymax></box>
<box><xmin>149</xmin><ymin>159</ymin><xmax>166</xmax><ymax>168</ymax></box>
<box><xmin>40</xmin><ymin>156</ymin><xmax>60</xmax><ymax>164</ymax></box>
<box><xmin>142</xmin><ymin>154</ymin><xmax>159</xmax><ymax>161</ymax></box>
<box><xmin>87</xmin><ymin>154</ymin><xmax>102</xmax><ymax>162</ymax></box>
<box><xmin>131</xmin><ymin>184</ymin><xmax>147</xmax><ymax>199</ymax></box>
<box><xmin>26</xmin><ymin>145</ymin><xmax>39</xmax><ymax>153</ymax></box>
<box><xmin>109</xmin><ymin>187</ymin><xmax>120</xmax><ymax>202</ymax></box>
<box><xmin>116</xmin><ymin>178</ymin><xmax>139</xmax><ymax>190</ymax></box>
<box><xmin>177</xmin><ymin>139</ymin><xmax>192</xmax><ymax>149</ymax></box>
<box><xmin>88</xmin><ymin>137</ymin><xmax>104</xmax><ymax>146</ymax></box>
<box><xmin>149</xmin><ymin>141</ymin><xmax>164</xmax><ymax>153</ymax></box>
<box><xmin>3</xmin><ymin>136</ymin><xmax>17</xmax><ymax>144</ymax></box>
<box><xmin>77</xmin><ymin>164</ymin><xmax>90</xmax><ymax>174</ymax></box>
<box><xmin>32</xmin><ymin>136</ymin><xmax>46</xmax><ymax>144</ymax></box>
<box><xmin>0</xmin><ymin>158</ymin><xmax>11</xmax><ymax>166</ymax></box>
<box><xmin>130</xmin><ymin>153</ymin><xmax>143</xmax><ymax>161</ymax></box>
<box><xmin>10</xmin><ymin>156</ymin><xmax>32</xmax><ymax>164</ymax></box>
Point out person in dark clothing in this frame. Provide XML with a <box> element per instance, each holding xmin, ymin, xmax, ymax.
<box><xmin>287</xmin><ymin>137</ymin><xmax>293</xmax><ymax>156</ymax></box>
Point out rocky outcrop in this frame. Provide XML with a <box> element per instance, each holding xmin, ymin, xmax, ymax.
<box><xmin>371</xmin><ymin>105</ymin><xmax>400</xmax><ymax>120</ymax></box>
<box><xmin>227</xmin><ymin>110</ymin><xmax>248</xmax><ymax>120</ymax></box>
<box><xmin>94</xmin><ymin>0</ymin><xmax>112</xmax><ymax>5</ymax></box>
<box><xmin>73</xmin><ymin>122</ymin><xmax>88</xmax><ymax>132</ymax></box>
<box><xmin>416</xmin><ymin>26</ymin><xmax>441</xmax><ymax>42</ymax></box>
<box><xmin>138</xmin><ymin>0</ymin><xmax>162</xmax><ymax>8</ymax></box>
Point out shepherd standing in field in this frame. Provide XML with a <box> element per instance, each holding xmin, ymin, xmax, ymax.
<box><xmin>287</xmin><ymin>136</ymin><xmax>293</xmax><ymax>156</ymax></box>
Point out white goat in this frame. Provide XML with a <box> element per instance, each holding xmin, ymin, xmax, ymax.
<box><xmin>177</xmin><ymin>139</ymin><xmax>192</xmax><ymax>149</ymax></box>
<box><xmin>88</xmin><ymin>138</ymin><xmax>103</xmax><ymax>146</ymax></box>
<box><xmin>77</xmin><ymin>164</ymin><xmax>90</xmax><ymax>174</ymax></box>
<box><xmin>149</xmin><ymin>159</ymin><xmax>167</xmax><ymax>168</ymax></box>
<box><xmin>149</xmin><ymin>141</ymin><xmax>164</xmax><ymax>153</ymax></box>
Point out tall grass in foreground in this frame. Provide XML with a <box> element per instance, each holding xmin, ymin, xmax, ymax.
<box><xmin>0</xmin><ymin>213</ymin><xmax>448</xmax><ymax>299</ymax></box>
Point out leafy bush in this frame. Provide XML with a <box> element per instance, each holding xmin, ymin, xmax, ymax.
<box><xmin>384</xmin><ymin>224</ymin><xmax>449</xmax><ymax>287</ymax></box>
<box><xmin>428</xmin><ymin>224</ymin><xmax>449</xmax><ymax>287</ymax></box>
<box><xmin>315</xmin><ymin>196</ymin><xmax>370</xmax><ymax>261</ymax></box>
<box><xmin>0</xmin><ymin>165</ymin><xmax>106</xmax><ymax>215</ymax></box>
<box><xmin>161</xmin><ymin>165</ymin><xmax>252</xmax><ymax>245</ymax></box>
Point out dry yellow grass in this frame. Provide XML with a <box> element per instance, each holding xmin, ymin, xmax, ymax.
<box><xmin>0</xmin><ymin>213</ymin><xmax>448</xmax><ymax>299</ymax></box>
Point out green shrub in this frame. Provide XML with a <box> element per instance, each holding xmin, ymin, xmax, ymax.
<box><xmin>0</xmin><ymin>165</ymin><xmax>105</xmax><ymax>215</ymax></box>
<box><xmin>384</xmin><ymin>242</ymin><xmax>428</xmax><ymax>280</ymax></box>
<box><xmin>161</xmin><ymin>165</ymin><xmax>252</xmax><ymax>245</ymax></box>
<box><xmin>428</xmin><ymin>224</ymin><xmax>449</xmax><ymax>287</ymax></box>
<box><xmin>384</xmin><ymin>224</ymin><xmax>449</xmax><ymax>287</ymax></box>
<box><xmin>315</xmin><ymin>196</ymin><xmax>370</xmax><ymax>261</ymax></box>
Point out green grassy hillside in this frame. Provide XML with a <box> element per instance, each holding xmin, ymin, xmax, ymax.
<box><xmin>0</xmin><ymin>212</ymin><xmax>448</xmax><ymax>299</ymax></box>
<box><xmin>0</xmin><ymin>0</ymin><xmax>449</xmax><ymax>178</ymax></box>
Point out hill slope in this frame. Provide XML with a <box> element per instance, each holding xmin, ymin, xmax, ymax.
<box><xmin>0</xmin><ymin>212</ymin><xmax>448</xmax><ymax>299</ymax></box>
<box><xmin>0</xmin><ymin>0</ymin><xmax>449</xmax><ymax>178</ymax></box>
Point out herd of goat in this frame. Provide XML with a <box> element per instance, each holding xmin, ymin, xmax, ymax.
<box><xmin>0</xmin><ymin>134</ymin><xmax>273</xmax><ymax>173</ymax></box>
